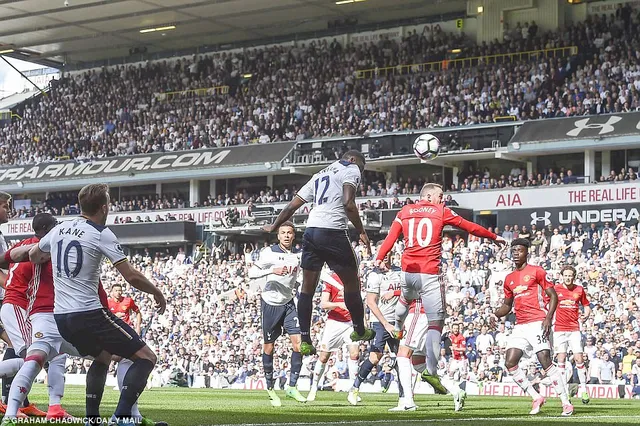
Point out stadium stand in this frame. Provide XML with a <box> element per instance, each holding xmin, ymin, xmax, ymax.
<box><xmin>0</xmin><ymin>13</ymin><xmax>637</xmax><ymax>167</ymax></box>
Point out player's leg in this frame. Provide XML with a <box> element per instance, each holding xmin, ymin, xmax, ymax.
<box><xmin>261</xmin><ymin>299</ymin><xmax>284</xmax><ymax>405</ymax></box>
<box><xmin>299</xmin><ymin>229</ymin><xmax>323</xmax><ymax>354</ymax></box>
<box><xmin>389</xmin><ymin>345</ymin><xmax>417</xmax><ymax>411</ymax></box>
<box><xmin>537</xmin><ymin>349</ymin><xmax>572</xmax><ymax>415</ymax></box>
<box><xmin>568</xmin><ymin>332</ymin><xmax>589</xmax><ymax>403</ymax></box>
<box><xmin>283</xmin><ymin>300</ymin><xmax>305</xmax><ymax>403</ymax></box>
<box><xmin>345</xmin><ymin>341</ymin><xmax>362</xmax><ymax>405</ymax></box>
<box><xmin>114</xmin><ymin>357</ymin><xmax>141</xmax><ymax>419</ymax></box>
<box><xmin>44</xmin><ymin>354</ymin><xmax>73</xmax><ymax>420</ymax></box>
<box><xmin>3</xmin><ymin>347</ymin><xmax>50</xmax><ymax>420</ymax></box>
<box><xmin>307</xmin><ymin>351</ymin><xmax>331</xmax><ymax>401</ymax></box>
<box><xmin>394</xmin><ymin>272</ymin><xmax>419</xmax><ymax>334</ymax></box>
<box><xmin>0</xmin><ymin>304</ymin><xmax>32</xmax><ymax>412</ymax></box>
<box><xmin>353</xmin><ymin>322</ymin><xmax>384</xmax><ymax>391</ymax></box>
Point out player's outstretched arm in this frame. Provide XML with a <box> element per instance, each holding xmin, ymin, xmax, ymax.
<box><xmin>262</xmin><ymin>196</ymin><xmax>305</xmax><ymax>233</ymax></box>
<box><xmin>28</xmin><ymin>244</ymin><xmax>51</xmax><ymax>265</ymax></box>
<box><xmin>342</xmin><ymin>183</ymin><xmax>370</xmax><ymax>250</ymax></box>
<box><xmin>443</xmin><ymin>207</ymin><xmax>505</xmax><ymax>244</ymax></box>
<box><xmin>374</xmin><ymin>218</ymin><xmax>402</xmax><ymax>267</ymax></box>
<box><xmin>115</xmin><ymin>261</ymin><xmax>166</xmax><ymax>315</ymax></box>
<box><xmin>0</xmin><ymin>243</ymin><xmax>37</xmax><ymax>269</ymax></box>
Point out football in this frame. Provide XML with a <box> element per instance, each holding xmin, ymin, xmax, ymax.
<box><xmin>413</xmin><ymin>134</ymin><xmax>441</xmax><ymax>161</ymax></box>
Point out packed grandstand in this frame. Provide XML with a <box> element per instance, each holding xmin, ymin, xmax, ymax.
<box><xmin>0</xmin><ymin>0</ymin><xmax>639</xmax><ymax>404</ymax></box>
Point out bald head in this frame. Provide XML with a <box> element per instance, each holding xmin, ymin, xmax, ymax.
<box><xmin>420</xmin><ymin>183</ymin><xmax>444</xmax><ymax>204</ymax></box>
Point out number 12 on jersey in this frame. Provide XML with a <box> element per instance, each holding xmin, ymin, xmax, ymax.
<box><xmin>56</xmin><ymin>240</ymin><xmax>83</xmax><ymax>278</ymax></box>
<box><xmin>314</xmin><ymin>175</ymin><xmax>330</xmax><ymax>205</ymax></box>
<box><xmin>407</xmin><ymin>218</ymin><xmax>434</xmax><ymax>248</ymax></box>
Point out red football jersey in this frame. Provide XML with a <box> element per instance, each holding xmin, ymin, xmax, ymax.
<box><xmin>504</xmin><ymin>264</ymin><xmax>553</xmax><ymax>325</ymax></box>
<box><xmin>450</xmin><ymin>332</ymin><xmax>466</xmax><ymax>360</ymax></box>
<box><xmin>553</xmin><ymin>283</ymin><xmax>589</xmax><ymax>332</ymax></box>
<box><xmin>4</xmin><ymin>237</ymin><xmax>38</xmax><ymax>310</ymax></box>
<box><xmin>27</xmin><ymin>261</ymin><xmax>55</xmax><ymax>315</ymax></box>
<box><xmin>108</xmin><ymin>297</ymin><xmax>139</xmax><ymax>325</ymax></box>
<box><xmin>98</xmin><ymin>282</ymin><xmax>108</xmax><ymax>308</ymax></box>
<box><xmin>408</xmin><ymin>299</ymin><xmax>425</xmax><ymax>314</ymax></box>
<box><xmin>377</xmin><ymin>201</ymin><xmax>497</xmax><ymax>274</ymax></box>
<box><xmin>321</xmin><ymin>272</ymin><xmax>351</xmax><ymax>323</ymax></box>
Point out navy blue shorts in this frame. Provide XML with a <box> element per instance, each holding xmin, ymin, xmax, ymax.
<box><xmin>301</xmin><ymin>228</ymin><xmax>358</xmax><ymax>273</ymax></box>
<box><xmin>261</xmin><ymin>298</ymin><xmax>300</xmax><ymax>343</ymax></box>
<box><xmin>55</xmin><ymin>308</ymin><xmax>145</xmax><ymax>358</ymax></box>
<box><xmin>370</xmin><ymin>321</ymin><xmax>400</xmax><ymax>354</ymax></box>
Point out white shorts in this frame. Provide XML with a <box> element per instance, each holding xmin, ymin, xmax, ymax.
<box><xmin>0</xmin><ymin>303</ymin><xmax>31</xmax><ymax>355</ymax></box>
<box><xmin>29</xmin><ymin>313</ymin><xmax>80</xmax><ymax>359</ymax></box>
<box><xmin>318</xmin><ymin>319</ymin><xmax>354</xmax><ymax>352</ymax></box>
<box><xmin>449</xmin><ymin>358</ymin><xmax>468</xmax><ymax>376</ymax></box>
<box><xmin>553</xmin><ymin>330</ymin><xmax>583</xmax><ymax>354</ymax></box>
<box><xmin>400</xmin><ymin>312</ymin><xmax>428</xmax><ymax>356</ymax></box>
<box><xmin>401</xmin><ymin>272</ymin><xmax>445</xmax><ymax>321</ymax></box>
<box><xmin>506</xmin><ymin>321</ymin><xmax>550</xmax><ymax>355</ymax></box>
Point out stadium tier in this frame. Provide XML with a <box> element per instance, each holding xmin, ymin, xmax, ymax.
<box><xmin>0</xmin><ymin>2</ymin><xmax>639</xmax><ymax>425</ymax></box>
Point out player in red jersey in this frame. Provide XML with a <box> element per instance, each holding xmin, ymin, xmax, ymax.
<box><xmin>552</xmin><ymin>265</ymin><xmax>591</xmax><ymax>404</ymax></box>
<box><xmin>491</xmin><ymin>239</ymin><xmax>572</xmax><ymax>416</ymax></box>
<box><xmin>307</xmin><ymin>271</ymin><xmax>360</xmax><ymax>401</ymax></box>
<box><xmin>108</xmin><ymin>284</ymin><xmax>142</xmax><ymax>335</ymax></box>
<box><xmin>448</xmin><ymin>323</ymin><xmax>468</xmax><ymax>388</ymax></box>
<box><xmin>375</xmin><ymin>183</ymin><xmax>504</xmax><ymax>402</ymax></box>
<box><xmin>0</xmin><ymin>214</ymin><xmax>69</xmax><ymax>419</ymax></box>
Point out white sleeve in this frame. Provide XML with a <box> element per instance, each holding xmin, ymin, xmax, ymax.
<box><xmin>296</xmin><ymin>179</ymin><xmax>314</xmax><ymax>203</ymax></box>
<box><xmin>343</xmin><ymin>166</ymin><xmax>361</xmax><ymax>188</ymax></box>
<box><xmin>38</xmin><ymin>230</ymin><xmax>53</xmax><ymax>253</ymax></box>
<box><xmin>366</xmin><ymin>272</ymin><xmax>381</xmax><ymax>294</ymax></box>
<box><xmin>99</xmin><ymin>228</ymin><xmax>127</xmax><ymax>265</ymax></box>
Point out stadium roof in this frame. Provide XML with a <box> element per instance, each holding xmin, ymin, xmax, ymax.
<box><xmin>0</xmin><ymin>0</ymin><xmax>464</xmax><ymax>68</ymax></box>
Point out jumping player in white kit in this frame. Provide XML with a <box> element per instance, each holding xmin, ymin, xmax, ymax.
<box><xmin>375</xmin><ymin>183</ymin><xmax>504</xmax><ymax>406</ymax></box>
<box><xmin>248</xmin><ymin>221</ymin><xmax>305</xmax><ymax>406</ymax></box>
<box><xmin>27</xmin><ymin>183</ymin><xmax>166</xmax><ymax>426</ymax></box>
<box><xmin>263</xmin><ymin>150</ymin><xmax>374</xmax><ymax>356</ymax></box>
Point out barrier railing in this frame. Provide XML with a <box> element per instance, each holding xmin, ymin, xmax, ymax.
<box><xmin>154</xmin><ymin>85</ymin><xmax>230</xmax><ymax>101</ymax></box>
<box><xmin>355</xmin><ymin>46</ymin><xmax>578</xmax><ymax>79</ymax></box>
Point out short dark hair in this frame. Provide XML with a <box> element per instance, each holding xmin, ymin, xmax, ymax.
<box><xmin>111</xmin><ymin>283</ymin><xmax>122</xmax><ymax>290</ymax></box>
<box><xmin>342</xmin><ymin>150</ymin><xmax>365</xmax><ymax>164</ymax></box>
<box><xmin>561</xmin><ymin>265</ymin><xmax>576</xmax><ymax>276</ymax></box>
<box><xmin>279</xmin><ymin>221</ymin><xmax>295</xmax><ymax>231</ymax></box>
<box><xmin>0</xmin><ymin>192</ymin><xmax>11</xmax><ymax>203</ymax></box>
<box><xmin>32</xmin><ymin>213</ymin><xmax>57</xmax><ymax>237</ymax></box>
<box><xmin>78</xmin><ymin>184</ymin><xmax>110</xmax><ymax>216</ymax></box>
<box><xmin>511</xmin><ymin>238</ymin><xmax>531</xmax><ymax>249</ymax></box>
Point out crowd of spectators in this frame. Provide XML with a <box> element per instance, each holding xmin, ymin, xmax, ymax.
<box><xmin>0</xmin><ymin>10</ymin><xmax>640</xmax><ymax>166</ymax></box>
<box><xmin>81</xmin><ymin>218</ymin><xmax>640</xmax><ymax>396</ymax></box>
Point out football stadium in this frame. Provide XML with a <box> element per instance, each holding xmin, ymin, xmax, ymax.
<box><xmin>0</xmin><ymin>0</ymin><xmax>639</xmax><ymax>425</ymax></box>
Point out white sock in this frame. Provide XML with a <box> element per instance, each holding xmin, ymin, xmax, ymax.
<box><xmin>313</xmin><ymin>361</ymin><xmax>327</xmax><ymax>389</ymax></box>
<box><xmin>6</xmin><ymin>360</ymin><xmax>41</xmax><ymax>418</ymax></box>
<box><xmin>508</xmin><ymin>366</ymin><xmax>541</xmax><ymax>400</ymax></box>
<box><xmin>117</xmin><ymin>359</ymin><xmax>142</xmax><ymax>418</ymax></box>
<box><xmin>546</xmin><ymin>365</ymin><xmax>570</xmax><ymax>405</ymax></box>
<box><xmin>441</xmin><ymin>375</ymin><xmax>461</xmax><ymax>395</ymax></box>
<box><xmin>576</xmin><ymin>363</ymin><xmax>587</xmax><ymax>394</ymax></box>
<box><xmin>347</xmin><ymin>359</ymin><xmax>358</xmax><ymax>382</ymax></box>
<box><xmin>0</xmin><ymin>359</ymin><xmax>24</xmax><ymax>378</ymax></box>
<box><xmin>47</xmin><ymin>355</ymin><xmax>66</xmax><ymax>406</ymax></box>
<box><xmin>396</xmin><ymin>357</ymin><xmax>414</xmax><ymax>404</ymax></box>
<box><xmin>425</xmin><ymin>328</ymin><xmax>441</xmax><ymax>375</ymax></box>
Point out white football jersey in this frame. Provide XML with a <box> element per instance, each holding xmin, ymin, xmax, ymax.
<box><xmin>248</xmin><ymin>244</ymin><xmax>301</xmax><ymax>306</ymax></box>
<box><xmin>38</xmin><ymin>217</ymin><xmax>127</xmax><ymax>314</ymax></box>
<box><xmin>0</xmin><ymin>232</ymin><xmax>7</xmax><ymax>300</ymax></box>
<box><xmin>296</xmin><ymin>160</ymin><xmax>361</xmax><ymax>230</ymax></box>
<box><xmin>366</xmin><ymin>268</ymin><xmax>402</xmax><ymax>323</ymax></box>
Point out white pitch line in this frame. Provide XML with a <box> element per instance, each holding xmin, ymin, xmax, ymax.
<box><xmin>207</xmin><ymin>415</ymin><xmax>640</xmax><ymax>426</ymax></box>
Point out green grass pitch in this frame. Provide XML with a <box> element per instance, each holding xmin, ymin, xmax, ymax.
<box><xmin>21</xmin><ymin>385</ymin><xmax>640</xmax><ymax>426</ymax></box>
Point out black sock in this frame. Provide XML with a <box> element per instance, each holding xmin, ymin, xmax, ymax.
<box><xmin>354</xmin><ymin>359</ymin><xmax>375</xmax><ymax>388</ymax></box>
<box><xmin>114</xmin><ymin>359</ymin><xmax>154</xmax><ymax>419</ymax></box>
<box><xmin>297</xmin><ymin>292</ymin><xmax>313</xmax><ymax>344</ymax></box>
<box><xmin>289</xmin><ymin>352</ymin><xmax>302</xmax><ymax>387</ymax></box>
<box><xmin>86</xmin><ymin>361</ymin><xmax>108</xmax><ymax>423</ymax></box>
<box><xmin>344</xmin><ymin>291</ymin><xmax>365</xmax><ymax>335</ymax></box>
<box><xmin>262</xmin><ymin>353</ymin><xmax>275</xmax><ymax>389</ymax></box>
